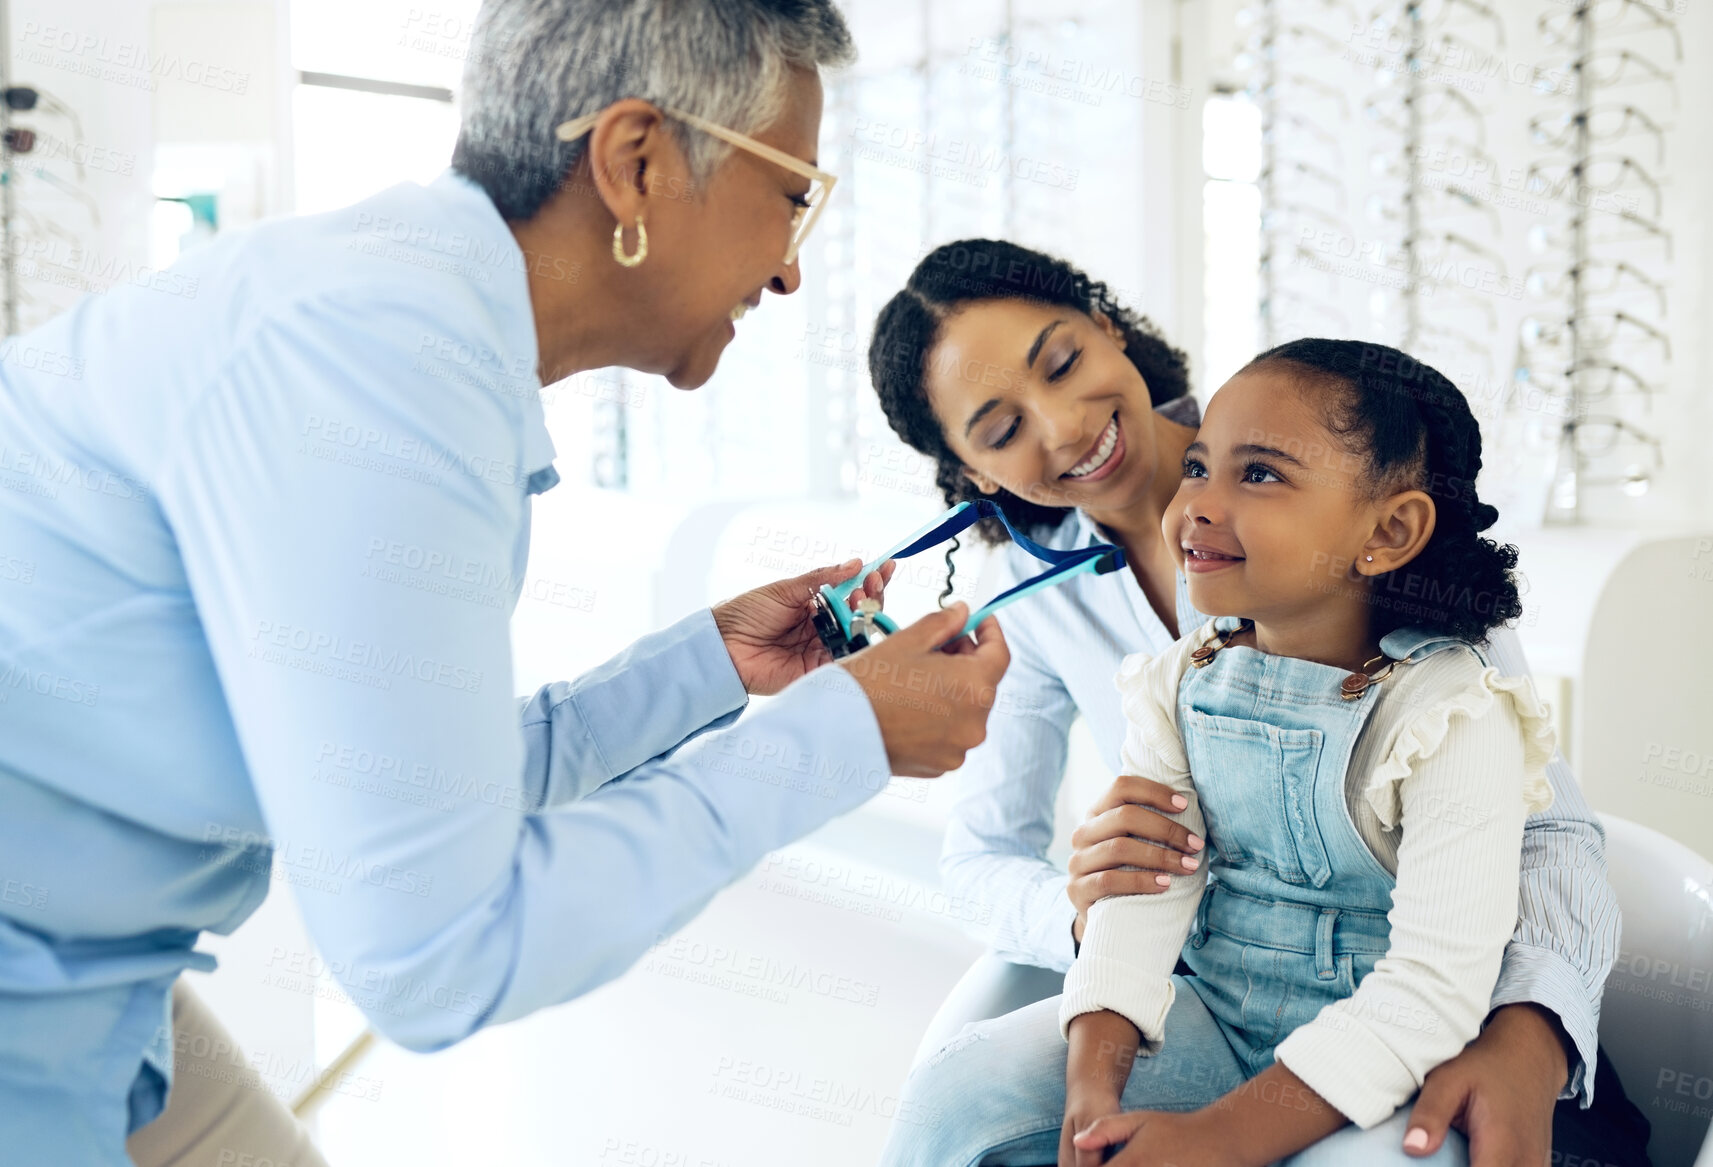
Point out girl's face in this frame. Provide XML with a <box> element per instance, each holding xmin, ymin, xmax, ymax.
<box><xmin>1167</xmin><ymin>367</ymin><xmax>1399</xmax><ymax>623</ymax></box>
<box><xmin>922</xmin><ymin>298</ymin><xmax>1165</xmax><ymax>516</ymax></box>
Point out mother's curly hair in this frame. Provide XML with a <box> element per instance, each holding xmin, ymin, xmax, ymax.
<box><xmin>868</xmin><ymin>239</ymin><xmax>1191</xmax><ymax>554</ymax></box>
<box><xmin>1249</xmin><ymin>339</ymin><xmax>1522</xmax><ymax>645</ymax></box>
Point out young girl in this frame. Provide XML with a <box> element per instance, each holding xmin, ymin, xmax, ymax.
<box><xmin>877</xmin><ymin>338</ymin><xmax>1556</xmax><ymax>1167</ymax></box>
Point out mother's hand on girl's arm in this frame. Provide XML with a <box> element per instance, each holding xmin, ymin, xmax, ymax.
<box><xmin>1068</xmin><ymin>773</ymin><xmax>1206</xmax><ymax>946</ymax></box>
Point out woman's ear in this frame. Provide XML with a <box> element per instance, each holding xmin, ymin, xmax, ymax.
<box><xmin>582</xmin><ymin>99</ymin><xmax>673</xmax><ymax>227</ymax></box>
<box><xmin>1089</xmin><ymin>309</ymin><xmax>1128</xmax><ymax>351</ymax></box>
<box><xmin>1359</xmin><ymin>490</ymin><xmax>1436</xmax><ymax>575</ymax></box>
<box><xmin>960</xmin><ymin>466</ymin><xmax>1000</xmax><ymax>495</ymax></box>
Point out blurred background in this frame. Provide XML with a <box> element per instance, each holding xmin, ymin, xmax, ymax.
<box><xmin>6</xmin><ymin>0</ymin><xmax>1709</xmax><ymax>1162</ymax></box>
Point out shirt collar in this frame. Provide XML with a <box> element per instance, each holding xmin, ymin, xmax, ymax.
<box><xmin>1072</xmin><ymin>506</ymin><xmax>1105</xmax><ymax>549</ymax></box>
<box><xmin>429</xmin><ymin>169</ymin><xmax>560</xmax><ymax>495</ymax></box>
<box><xmin>1378</xmin><ymin>625</ymin><xmax>1465</xmax><ymax>662</ymax></box>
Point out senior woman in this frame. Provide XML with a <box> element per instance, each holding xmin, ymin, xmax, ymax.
<box><xmin>866</xmin><ymin>239</ymin><xmax>1652</xmax><ymax>1166</ymax></box>
<box><xmin>0</xmin><ymin>4</ymin><xmax>1012</xmax><ymax>1164</ymax></box>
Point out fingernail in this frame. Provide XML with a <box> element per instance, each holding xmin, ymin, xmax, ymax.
<box><xmin>1181</xmin><ymin>855</ymin><xmax>1199</xmax><ymax>870</ymax></box>
<box><xmin>1155</xmin><ymin>874</ymin><xmax>1171</xmax><ymax>887</ymax></box>
<box><xmin>1187</xmin><ymin>834</ymin><xmax>1204</xmax><ymax>851</ymax></box>
<box><xmin>1403</xmin><ymin>1128</ymin><xmax>1429</xmax><ymax>1152</ymax></box>
<box><xmin>1170</xmin><ymin>794</ymin><xmax>1188</xmax><ymax>809</ymax></box>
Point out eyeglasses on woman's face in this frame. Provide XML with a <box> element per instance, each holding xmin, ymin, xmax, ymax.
<box><xmin>554</xmin><ymin>103</ymin><xmax>838</xmax><ymax>266</ymax></box>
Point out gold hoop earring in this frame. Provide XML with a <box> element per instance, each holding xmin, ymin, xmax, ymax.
<box><xmin>612</xmin><ymin>217</ymin><xmax>648</xmax><ymax>267</ymax></box>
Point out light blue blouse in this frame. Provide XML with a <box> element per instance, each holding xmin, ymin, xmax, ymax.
<box><xmin>0</xmin><ymin>170</ymin><xmax>888</xmax><ymax>1162</ymax></box>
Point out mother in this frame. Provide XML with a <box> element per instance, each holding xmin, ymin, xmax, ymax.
<box><xmin>867</xmin><ymin>239</ymin><xmax>1649</xmax><ymax>1165</ymax></box>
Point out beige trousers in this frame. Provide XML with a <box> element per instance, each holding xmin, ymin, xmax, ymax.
<box><xmin>124</xmin><ymin>980</ymin><xmax>331</xmax><ymax>1167</ymax></box>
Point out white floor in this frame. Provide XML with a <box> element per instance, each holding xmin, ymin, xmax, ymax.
<box><xmin>305</xmin><ymin>800</ymin><xmax>986</xmax><ymax>1166</ymax></box>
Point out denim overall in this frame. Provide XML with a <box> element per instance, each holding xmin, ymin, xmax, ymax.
<box><xmin>1173</xmin><ymin>616</ymin><xmax>1471</xmax><ymax>1072</ymax></box>
<box><xmin>878</xmin><ymin>618</ymin><xmax>1485</xmax><ymax>1167</ymax></box>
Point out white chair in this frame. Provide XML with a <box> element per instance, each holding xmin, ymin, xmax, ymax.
<box><xmin>915</xmin><ymin>814</ymin><xmax>1713</xmax><ymax>1165</ymax></box>
<box><xmin>1598</xmin><ymin>815</ymin><xmax>1713</xmax><ymax>1167</ymax></box>
<box><xmin>1501</xmin><ymin>529</ymin><xmax>1713</xmax><ymax>858</ymax></box>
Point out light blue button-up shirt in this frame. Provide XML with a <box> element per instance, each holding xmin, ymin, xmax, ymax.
<box><xmin>940</xmin><ymin>396</ymin><xmax>1619</xmax><ymax>1107</ymax></box>
<box><xmin>0</xmin><ymin>170</ymin><xmax>888</xmax><ymax>1163</ymax></box>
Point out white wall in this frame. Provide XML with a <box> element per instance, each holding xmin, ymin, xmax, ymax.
<box><xmin>1655</xmin><ymin>0</ymin><xmax>1713</xmax><ymax>530</ymax></box>
<box><xmin>7</xmin><ymin>0</ymin><xmax>290</xmax><ymax>332</ymax></box>
<box><xmin>8</xmin><ymin>0</ymin><xmax>157</xmax><ymax>331</ymax></box>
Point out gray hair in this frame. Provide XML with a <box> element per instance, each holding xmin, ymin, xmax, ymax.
<box><xmin>452</xmin><ymin>0</ymin><xmax>855</xmax><ymax>221</ymax></box>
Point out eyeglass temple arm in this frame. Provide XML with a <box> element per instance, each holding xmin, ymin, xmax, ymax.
<box><xmin>824</xmin><ymin>502</ymin><xmax>985</xmax><ymax>605</ymax></box>
<box><xmin>951</xmin><ymin>552</ymin><xmax>1122</xmax><ymax>640</ymax></box>
<box><xmin>557</xmin><ymin>106</ymin><xmax>834</xmax><ymax>183</ymax></box>
<box><xmin>840</xmin><ymin>498</ymin><xmax>1120</xmax><ymax>590</ymax></box>
<box><xmin>826</xmin><ymin>499</ymin><xmax>1126</xmax><ymax>642</ymax></box>
<box><xmin>868</xmin><ymin>540</ymin><xmax>1123</xmax><ymax>642</ymax></box>
<box><xmin>554</xmin><ymin>112</ymin><xmax>600</xmax><ymax>141</ymax></box>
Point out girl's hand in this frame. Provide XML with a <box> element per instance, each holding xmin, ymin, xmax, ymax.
<box><xmin>1059</xmin><ymin>1090</ymin><xmax>1124</xmax><ymax>1167</ymax></box>
<box><xmin>1072</xmin><ymin>1108</ymin><xmax>1236</xmax><ymax>1167</ymax></box>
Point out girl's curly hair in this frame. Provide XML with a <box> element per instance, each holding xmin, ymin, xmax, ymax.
<box><xmin>868</xmin><ymin>240</ymin><xmax>1191</xmax><ymax>601</ymax></box>
<box><xmin>1247</xmin><ymin>338</ymin><xmax>1522</xmax><ymax>645</ymax></box>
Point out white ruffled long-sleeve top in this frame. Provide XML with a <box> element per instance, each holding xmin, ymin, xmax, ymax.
<box><xmin>1059</xmin><ymin>619</ymin><xmax>1558</xmax><ymax>1129</ymax></box>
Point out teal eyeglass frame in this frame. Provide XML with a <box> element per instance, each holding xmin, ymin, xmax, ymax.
<box><xmin>809</xmin><ymin>500</ymin><xmax>1127</xmax><ymax>658</ymax></box>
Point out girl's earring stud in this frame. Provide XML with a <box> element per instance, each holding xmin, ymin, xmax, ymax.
<box><xmin>1365</xmin><ymin>555</ymin><xmax>1374</xmax><ymax>562</ymax></box>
